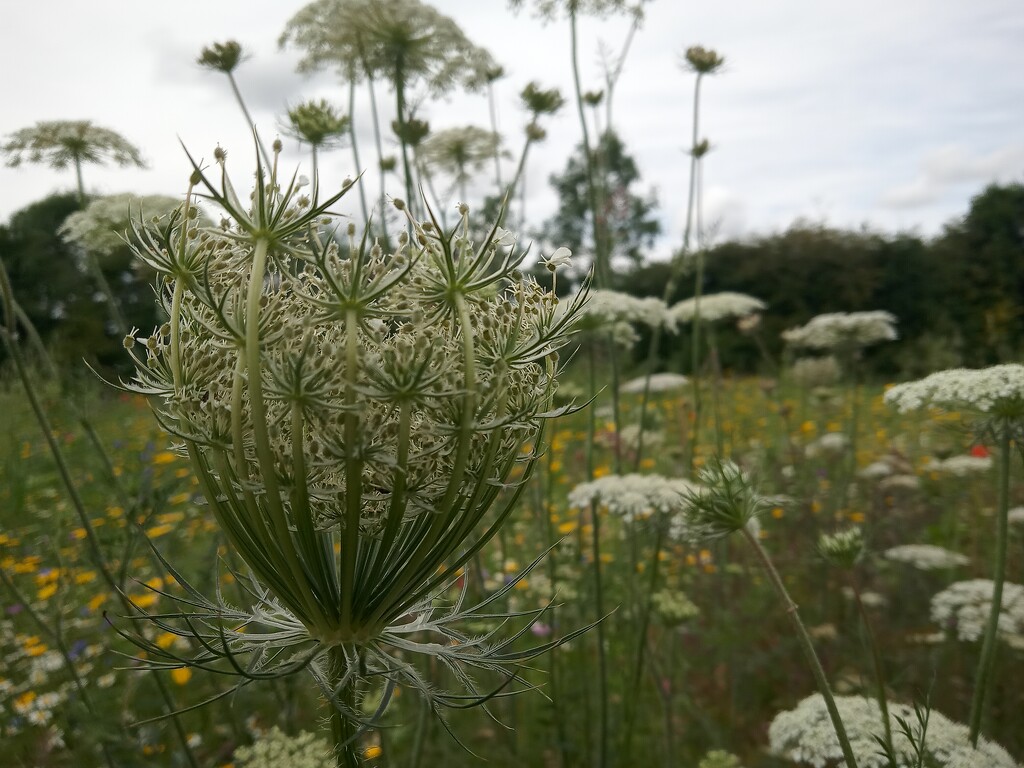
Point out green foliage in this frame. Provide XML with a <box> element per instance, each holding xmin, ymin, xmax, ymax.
<box><xmin>0</xmin><ymin>192</ymin><xmax>162</xmax><ymax>375</ymax></box>
<box><xmin>619</xmin><ymin>182</ymin><xmax>1024</xmax><ymax>375</ymax></box>
<box><xmin>540</xmin><ymin>130</ymin><xmax>660</xmax><ymax>272</ymax></box>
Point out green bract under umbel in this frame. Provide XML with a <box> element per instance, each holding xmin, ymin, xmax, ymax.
<box><xmin>120</xmin><ymin>143</ymin><xmax>586</xmax><ymax>722</ymax></box>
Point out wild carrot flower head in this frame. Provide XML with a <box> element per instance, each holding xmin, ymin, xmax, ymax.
<box><xmin>119</xmin><ymin>141</ymin><xmax>586</xmax><ymax>721</ymax></box>
<box><xmin>670</xmin><ymin>292</ymin><xmax>765</xmax><ymax>325</ymax></box>
<box><xmin>883</xmin><ymin>544</ymin><xmax>969</xmax><ymax>571</ymax></box>
<box><xmin>284</xmin><ymin>99</ymin><xmax>350</xmax><ymax>149</ymax></box>
<box><xmin>568</xmin><ymin>473</ymin><xmax>696</xmax><ymax>526</ymax></box>
<box><xmin>59</xmin><ymin>193</ymin><xmax>191</xmax><ymax>256</ymax></box>
<box><xmin>817</xmin><ymin>527</ymin><xmax>864</xmax><ymax>569</ymax></box>
<box><xmin>884</xmin><ymin>365</ymin><xmax>1024</xmax><ymax>433</ymax></box>
<box><xmin>782</xmin><ymin>311</ymin><xmax>897</xmax><ymax>352</ymax></box>
<box><xmin>682</xmin><ymin>459</ymin><xmax>785</xmax><ymax>540</ymax></box>
<box><xmin>930</xmin><ymin>579</ymin><xmax>1024</xmax><ymax>646</ymax></box>
<box><xmin>769</xmin><ymin>694</ymin><xmax>1019</xmax><ymax>768</ymax></box>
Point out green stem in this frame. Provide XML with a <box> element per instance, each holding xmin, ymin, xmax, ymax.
<box><xmin>620</xmin><ymin>522</ymin><xmax>666</xmax><ymax>758</ymax></box>
<box><xmin>346</xmin><ymin>75</ymin><xmax>374</xmax><ymax>243</ymax></box>
<box><xmin>852</xmin><ymin>579</ymin><xmax>892</xmax><ymax>753</ymax></box>
<box><xmin>968</xmin><ymin>424</ymin><xmax>1012</xmax><ymax>745</ymax></box>
<box><xmin>329</xmin><ymin>647</ymin><xmax>361</xmax><ymax>768</ymax></box>
<box><xmin>569</xmin><ymin>10</ymin><xmax>607</xmax><ymax>287</ymax></box>
<box><xmin>227</xmin><ymin>71</ymin><xmax>272</xmax><ymax>168</ymax></box>
<box><xmin>73</xmin><ymin>154</ymin><xmax>86</xmax><ymax>204</ymax></box>
<box><xmin>585</xmin><ymin>340</ymin><xmax>609</xmax><ymax>768</ymax></box>
<box><xmin>741</xmin><ymin>527</ymin><xmax>860</xmax><ymax>768</ymax></box>
<box><xmin>393</xmin><ymin>60</ymin><xmax>416</xmax><ymax>215</ymax></box>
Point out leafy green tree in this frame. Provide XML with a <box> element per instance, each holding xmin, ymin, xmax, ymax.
<box><xmin>540</xmin><ymin>130</ymin><xmax>659</xmax><ymax>275</ymax></box>
<box><xmin>0</xmin><ymin>193</ymin><xmax>106</xmax><ymax>368</ymax></box>
<box><xmin>931</xmin><ymin>183</ymin><xmax>1024</xmax><ymax>365</ymax></box>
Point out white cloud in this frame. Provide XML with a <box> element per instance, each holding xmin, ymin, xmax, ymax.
<box><xmin>881</xmin><ymin>143</ymin><xmax>1024</xmax><ymax>209</ymax></box>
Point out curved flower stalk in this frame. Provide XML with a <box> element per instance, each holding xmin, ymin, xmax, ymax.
<box><xmin>118</xmin><ymin>143</ymin><xmax>588</xmax><ymax>766</ymax></box>
<box><xmin>197</xmin><ymin>41</ymin><xmax>273</xmax><ymax>169</ymax></box>
<box><xmin>885</xmin><ymin>364</ymin><xmax>1024</xmax><ymax>745</ymax></box>
<box><xmin>682</xmin><ymin>460</ymin><xmax>861</xmax><ymax>768</ymax></box>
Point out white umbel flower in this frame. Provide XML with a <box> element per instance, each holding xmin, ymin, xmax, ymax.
<box><xmin>924</xmin><ymin>455</ymin><xmax>992</xmax><ymax>476</ymax></box>
<box><xmin>768</xmin><ymin>693</ymin><xmax>1019</xmax><ymax>768</ymax></box>
<box><xmin>60</xmin><ymin>193</ymin><xmax>191</xmax><ymax>255</ymax></box>
<box><xmin>568</xmin><ymin>473</ymin><xmax>696</xmax><ymax>525</ymax></box>
<box><xmin>884</xmin><ymin>364</ymin><xmax>1024</xmax><ymax>420</ymax></box>
<box><xmin>670</xmin><ymin>291</ymin><xmax>766</xmax><ymax>324</ymax></box>
<box><xmin>619</xmin><ymin>372</ymin><xmax>689</xmax><ymax>394</ymax></box>
<box><xmin>930</xmin><ymin>579</ymin><xmax>1024</xmax><ymax>644</ymax></box>
<box><xmin>883</xmin><ymin>544</ymin><xmax>969</xmax><ymax>570</ymax></box>
<box><xmin>782</xmin><ymin>311</ymin><xmax>897</xmax><ymax>351</ymax></box>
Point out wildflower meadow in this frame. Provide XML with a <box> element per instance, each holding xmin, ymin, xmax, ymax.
<box><xmin>2</xmin><ymin>2</ymin><xmax>1023</xmax><ymax>767</ymax></box>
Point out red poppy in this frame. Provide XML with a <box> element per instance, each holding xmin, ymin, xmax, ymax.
<box><xmin>970</xmin><ymin>444</ymin><xmax>989</xmax><ymax>458</ymax></box>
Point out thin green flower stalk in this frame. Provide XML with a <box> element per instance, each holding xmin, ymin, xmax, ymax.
<box><xmin>819</xmin><ymin>527</ymin><xmax>893</xmax><ymax>755</ymax></box>
<box><xmin>283</xmin><ymin>0</ymin><xmax>496</xmax><ymax>218</ymax></box>
<box><xmin>504</xmin><ymin>82</ymin><xmax>565</xmax><ymax>227</ymax></box>
<box><xmin>682</xmin><ymin>459</ymin><xmax>861</xmax><ymax>768</ymax></box>
<box><xmin>2</xmin><ymin>120</ymin><xmax>145</xmax><ymax>204</ymax></box>
<box><xmin>566</xmin><ymin>472</ymin><xmax>698</xmax><ymax>761</ymax></box>
<box><xmin>885</xmin><ymin>364</ymin><xmax>1024</xmax><ymax>745</ymax></box>
<box><xmin>785</xmin><ymin>311</ymin><xmax>898</xmax><ymax>515</ymax></box>
<box><xmin>632</xmin><ymin>45</ymin><xmax>724</xmax><ymax>471</ymax></box>
<box><xmin>509</xmin><ymin>0</ymin><xmax>637</xmax><ymax>287</ymax></box>
<box><xmin>484</xmin><ymin>64</ymin><xmax>506</xmax><ymax>191</ymax></box>
<box><xmin>198</xmin><ymin>41</ymin><xmax>273</xmax><ymax>169</ymax></box>
<box><xmin>0</xmin><ymin>261</ymin><xmax>201</xmax><ymax>768</ymax></box>
<box><xmin>283</xmin><ymin>99</ymin><xmax>351</xmax><ymax>177</ymax></box>
<box><xmin>670</xmin><ymin>293</ymin><xmax>766</xmax><ymax>456</ymax></box>
<box><xmin>116</xmin><ymin>142</ymin><xmax>588</xmax><ymax>766</ymax></box>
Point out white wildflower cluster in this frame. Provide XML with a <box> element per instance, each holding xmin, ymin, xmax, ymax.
<box><xmin>768</xmin><ymin>693</ymin><xmax>1020</xmax><ymax>768</ymax></box>
<box><xmin>614</xmin><ymin>423</ymin><xmax>664</xmax><ymax>452</ymax></box>
<box><xmin>232</xmin><ymin>727</ymin><xmax>332</xmax><ymax>768</ymax></box>
<box><xmin>128</xmin><ymin>185</ymin><xmax>576</xmax><ymax>547</ymax></box>
<box><xmin>59</xmin><ymin>193</ymin><xmax>191</xmax><ymax>255</ymax></box>
<box><xmin>619</xmin><ymin>372</ymin><xmax>689</xmax><ymax>394</ymax></box>
<box><xmin>789</xmin><ymin>356</ymin><xmax>842</xmax><ymax>389</ymax></box>
<box><xmin>120</xmin><ymin>148</ymin><xmax>585</xmax><ymax>722</ymax></box>
<box><xmin>669</xmin><ymin>291</ymin><xmax>766</xmax><ymax>324</ymax></box>
<box><xmin>567</xmin><ymin>473</ymin><xmax>696</xmax><ymax>525</ymax></box>
<box><xmin>782</xmin><ymin>311</ymin><xmax>898</xmax><ymax>351</ymax></box>
<box><xmin>924</xmin><ymin>455</ymin><xmax>992</xmax><ymax>476</ymax></box>
<box><xmin>930</xmin><ymin>579</ymin><xmax>1024</xmax><ymax>646</ymax></box>
<box><xmin>884</xmin><ymin>364</ymin><xmax>1024</xmax><ymax>419</ymax></box>
<box><xmin>804</xmin><ymin>432</ymin><xmax>849</xmax><ymax>458</ymax></box>
<box><xmin>566</xmin><ymin>289</ymin><xmax>674</xmax><ymax>347</ymax></box>
<box><xmin>651</xmin><ymin>588</ymin><xmax>701</xmax><ymax>626</ymax></box>
<box><xmin>883</xmin><ymin>544</ymin><xmax>969</xmax><ymax>570</ymax></box>
<box><xmin>1009</xmin><ymin>506</ymin><xmax>1024</xmax><ymax>526</ymax></box>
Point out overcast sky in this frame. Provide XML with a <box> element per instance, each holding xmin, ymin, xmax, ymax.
<box><xmin>2</xmin><ymin>0</ymin><xmax>1023</xmax><ymax>259</ymax></box>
